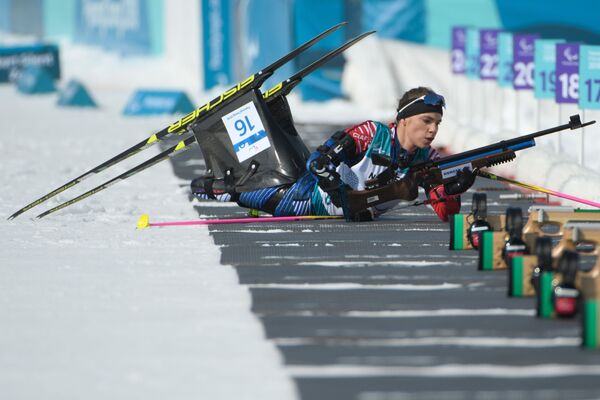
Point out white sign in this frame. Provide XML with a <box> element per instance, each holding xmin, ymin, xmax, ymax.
<box><xmin>221</xmin><ymin>101</ymin><xmax>271</xmax><ymax>163</ymax></box>
<box><xmin>441</xmin><ymin>162</ymin><xmax>473</xmax><ymax>180</ymax></box>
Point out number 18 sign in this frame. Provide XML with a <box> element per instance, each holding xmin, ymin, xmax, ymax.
<box><xmin>555</xmin><ymin>43</ymin><xmax>580</xmax><ymax>104</ymax></box>
<box><xmin>222</xmin><ymin>101</ymin><xmax>271</xmax><ymax>163</ymax></box>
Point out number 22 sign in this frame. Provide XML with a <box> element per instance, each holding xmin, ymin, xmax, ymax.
<box><xmin>222</xmin><ymin>101</ymin><xmax>271</xmax><ymax>163</ymax></box>
<box><xmin>479</xmin><ymin>29</ymin><xmax>501</xmax><ymax>80</ymax></box>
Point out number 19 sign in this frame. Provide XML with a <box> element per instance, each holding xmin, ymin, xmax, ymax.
<box><xmin>534</xmin><ymin>39</ymin><xmax>564</xmax><ymax>99</ymax></box>
<box><xmin>222</xmin><ymin>101</ymin><xmax>271</xmax><ymax>163</ymax></box>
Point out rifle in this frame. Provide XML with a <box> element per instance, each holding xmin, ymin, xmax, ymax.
<box><xmin>346</xmin><ymin>114</ymin><xmax>595</xmax><ymax>213</ymax></box>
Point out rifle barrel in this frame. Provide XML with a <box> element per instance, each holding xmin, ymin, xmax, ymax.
<box><xmin>414</xmin><ymin>114</ymin><xmax>594</xmax><ymax>171</ymax></box>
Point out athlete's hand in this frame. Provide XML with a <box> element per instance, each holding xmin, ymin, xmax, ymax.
<box><xmin>395</xmin><ymin>170</ymin><xmax>419</xmax><ymax>201</ymax></box>
<box><xmin>308</xmin><ymin>153</ymin><xmax>335</xmax><ymax>178</ymax></box>
<box><xmin>444</xmin><ymin>168</ymin><xmax>476</xmax><ymax>195</ymax></box>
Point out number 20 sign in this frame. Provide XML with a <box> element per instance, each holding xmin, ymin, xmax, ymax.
<box><xmin>513</xmin><ymin>34</ymin><xmax>539</xmax><ymax>90</ymax></box>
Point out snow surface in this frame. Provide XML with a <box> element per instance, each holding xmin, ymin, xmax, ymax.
<box><xmin>0</xmin><ymin>85</ymin><xmax>298</xmax><ymax>399</ymax></box>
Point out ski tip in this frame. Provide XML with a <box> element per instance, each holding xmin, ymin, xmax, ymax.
<box><xmin>7</xmin><ymin>208</ymin><xmax>26</xmax><ymax>220</ymax></box>
<box><xmin>136</xmin><ymin>214</ymin><xmax>150</xmax><ymax>229</ymax></box>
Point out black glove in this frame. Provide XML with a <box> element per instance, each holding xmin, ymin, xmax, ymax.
<box><xmin>308</xmin><ymin>153</ymin><xmax>336</xmax><ymax>178</ymax></box>
<box><xmin>308</xmin><ymin>154</ymin><xmax>348</xmax><ymax>208</ymax></box>
<box><xmin>444</xmin><ymin>167</ymin><xmax>476</xmax><ymax>195</ymax></box>
<box><xmin>395</xmin><ymin>169</ymin><xmax>419</xmax><ymax>201</ymax></box>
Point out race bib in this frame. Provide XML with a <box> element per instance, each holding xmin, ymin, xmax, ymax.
<box><xmin>222</xmin><ymin>101</ymin><xmax>271</xmax><ymax>162</ymax></box>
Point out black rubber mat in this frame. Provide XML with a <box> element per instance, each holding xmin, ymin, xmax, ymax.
<box><xmin>165</xmin><ymin>125</ymin><xmax>600</xmax><ymax>399</ymax></box>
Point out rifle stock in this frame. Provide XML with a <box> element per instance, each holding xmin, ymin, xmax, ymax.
<box><xmin>347</xmin><ymin>177</ymin><xmax>418</xmax><ymax>213</ymax></box>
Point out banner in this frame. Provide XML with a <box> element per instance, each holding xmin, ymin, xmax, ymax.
<box><xmin>497</xmin><ymin>32</ymin><xmax>513</xmax><ymax>88</ymax></box>
<box><xmin>74</xmin><ymin>0</ymin><xmax>154</xmax><ymax>55</ymax></box>
<box><xmin>579</xmin><ymin>45</ymin><xmax>600</xmax><ymax>109</ymax></box>
<box><xmin>202</xmin><ymin>0</ymin><xmax>233</xmax><ymax>89</ymax></box>
<box><xmin>465</xmin><ymin>28</ymin><xmax>480</xmax><ymax>80</ymax></box>
<box><xmin>245</xmin><ymin>0</ymin><xmax>292</xmax><ymax>91</ymax></box>
<box><xmin>451</xmin><ymin>26</ymin><xmax>467</xmax><ymax>74</ymax></box>
<box><xmin>362</xmin><ymin>0</ymin><xmax>426</xmax><ymax>43</ymax></box>
<box><xmin>512</xmin><ymin>34</ymin><xmax>539</xmax><ymax>90</ymax></box>
<box><xmin>534</xmin><ymin>39</ymin><xmax>564</xmax><ymax>99</ymax></box>
<box><xmin>479</xmin><ymin>29</ymin><xmax>500</xmax><ymax>80</ymax></box>
<box><xmin>496</xmin><ymin>0</ymin><xmax>600</xmax><ymax>45</ymax></box>
<box><xmin>0</xmin><ymin>44</ymin><xmax>60</xmax><ymax>82</ymax></box>
<box><xmin>293</xmin><ymin>0</ymin><xmax>343</xmax><ymax>100</ymax></box>
<box><xmin>123</xmin><ymin>90</ymin><xmax>195</xmax><ymax>115</ymax></box>
<box><xmin>555</xmin><ymin>43</ymin><xmax>580</xmax><ymax>104</ymax></box>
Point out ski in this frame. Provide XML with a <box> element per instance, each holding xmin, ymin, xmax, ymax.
<box><xmin>35</xmin><ymin>136</ymin><xmax>197</xmax><ymax>219</ymax></box>
<box><xmin>32</xmin><ymin>31</ymin><xmax>375</xmax><ymax>219</ymax></box>
<box><xmin>136</xmin><ymin>213</ymin><xmax>342</xmax><ymax>228</ymax></box>
<box><xmin>8</xmin><ymin>22</ymin><xmax>347</xmax><ymax>220</ymax></box>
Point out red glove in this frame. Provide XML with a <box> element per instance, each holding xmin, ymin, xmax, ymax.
<box><xmin>428</xmin><ymin>184</ymin><xmax>461</xmax><ymax>222</ymax></box>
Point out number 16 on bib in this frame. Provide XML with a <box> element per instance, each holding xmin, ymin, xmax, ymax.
<box><xmin>222</xmin><ymin>101</ymin><xmax>271</xmax><ymax>163</ymax></box>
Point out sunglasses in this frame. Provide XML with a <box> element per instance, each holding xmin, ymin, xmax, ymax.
<box><xmin>396</xmin><ymin>93</ymin><xmax>446</xmax><ymax>117</ymax></box>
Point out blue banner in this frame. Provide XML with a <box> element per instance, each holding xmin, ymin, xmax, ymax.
<box><xmin>555</xmin><ymin>43</ymin><xmax>580</xmax><ymax>104</ymax></box>
<box><xmin>0</xmin><ymin>44</ymin><xmax>60</xmax><ymax>82</ymax></box>
<box><xmin>534</xmin><ymin>39</ymin><xmax>564</xmax><ymax>99</ymax></box>
<box><xmin>74</xmin><ymin>0</ymin><xmax>154</xmax><ymax>55</ymax></box>
<box><xmin>451</xmin><ymin>26</ymin><xmax>467</xmax><ymax>74</ymax></box>
<box><xmin>579</xmin><ymin>45</ymin><xmax>600</xmax><ymax>109</ymax></box>
<box><xmin>202</xmin><ymin>0</ymin><xmax>233</xmax><ymax>89</ymax></box>
<box><xmin>245</xmin><ymin>0</ymin><xmax>292</xmax><ymax>91</ymax></box>
<box><xmin>497</xmin><ymin>32</ymin><xmax>513</xmax><ymax>88</ymax></box>
<box><xmin>123</xmin><ymin>90</ymin><xmax>195</xmax><ymax>116</ymax></box>
<box><xmin>465</xmin><ymin>28</ymin><xmax>480</xmax><ymax>80</ymax></box>
<box><xmin>293</xmin><ymin>0</ymin><xmax>343</xmax><ymax>101</ymax></box>
<box><xmin>362</xmin><ymin>0</ymin><xmax>426</xmax><ymax>43</ymax></box>
<box><xmin>512</xmin><ymin>34</ymin><xmax>539</xmax><ymax>90</ymax></box>
<box><xmin>479</xmin><ymin>29</ymin><xmax>501</xmax><ymax>80</ymax></box>
<box><xmin>496</xmin><ymin>0</ymin><xmax>600</xmax><ymax>45</ymax></box>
